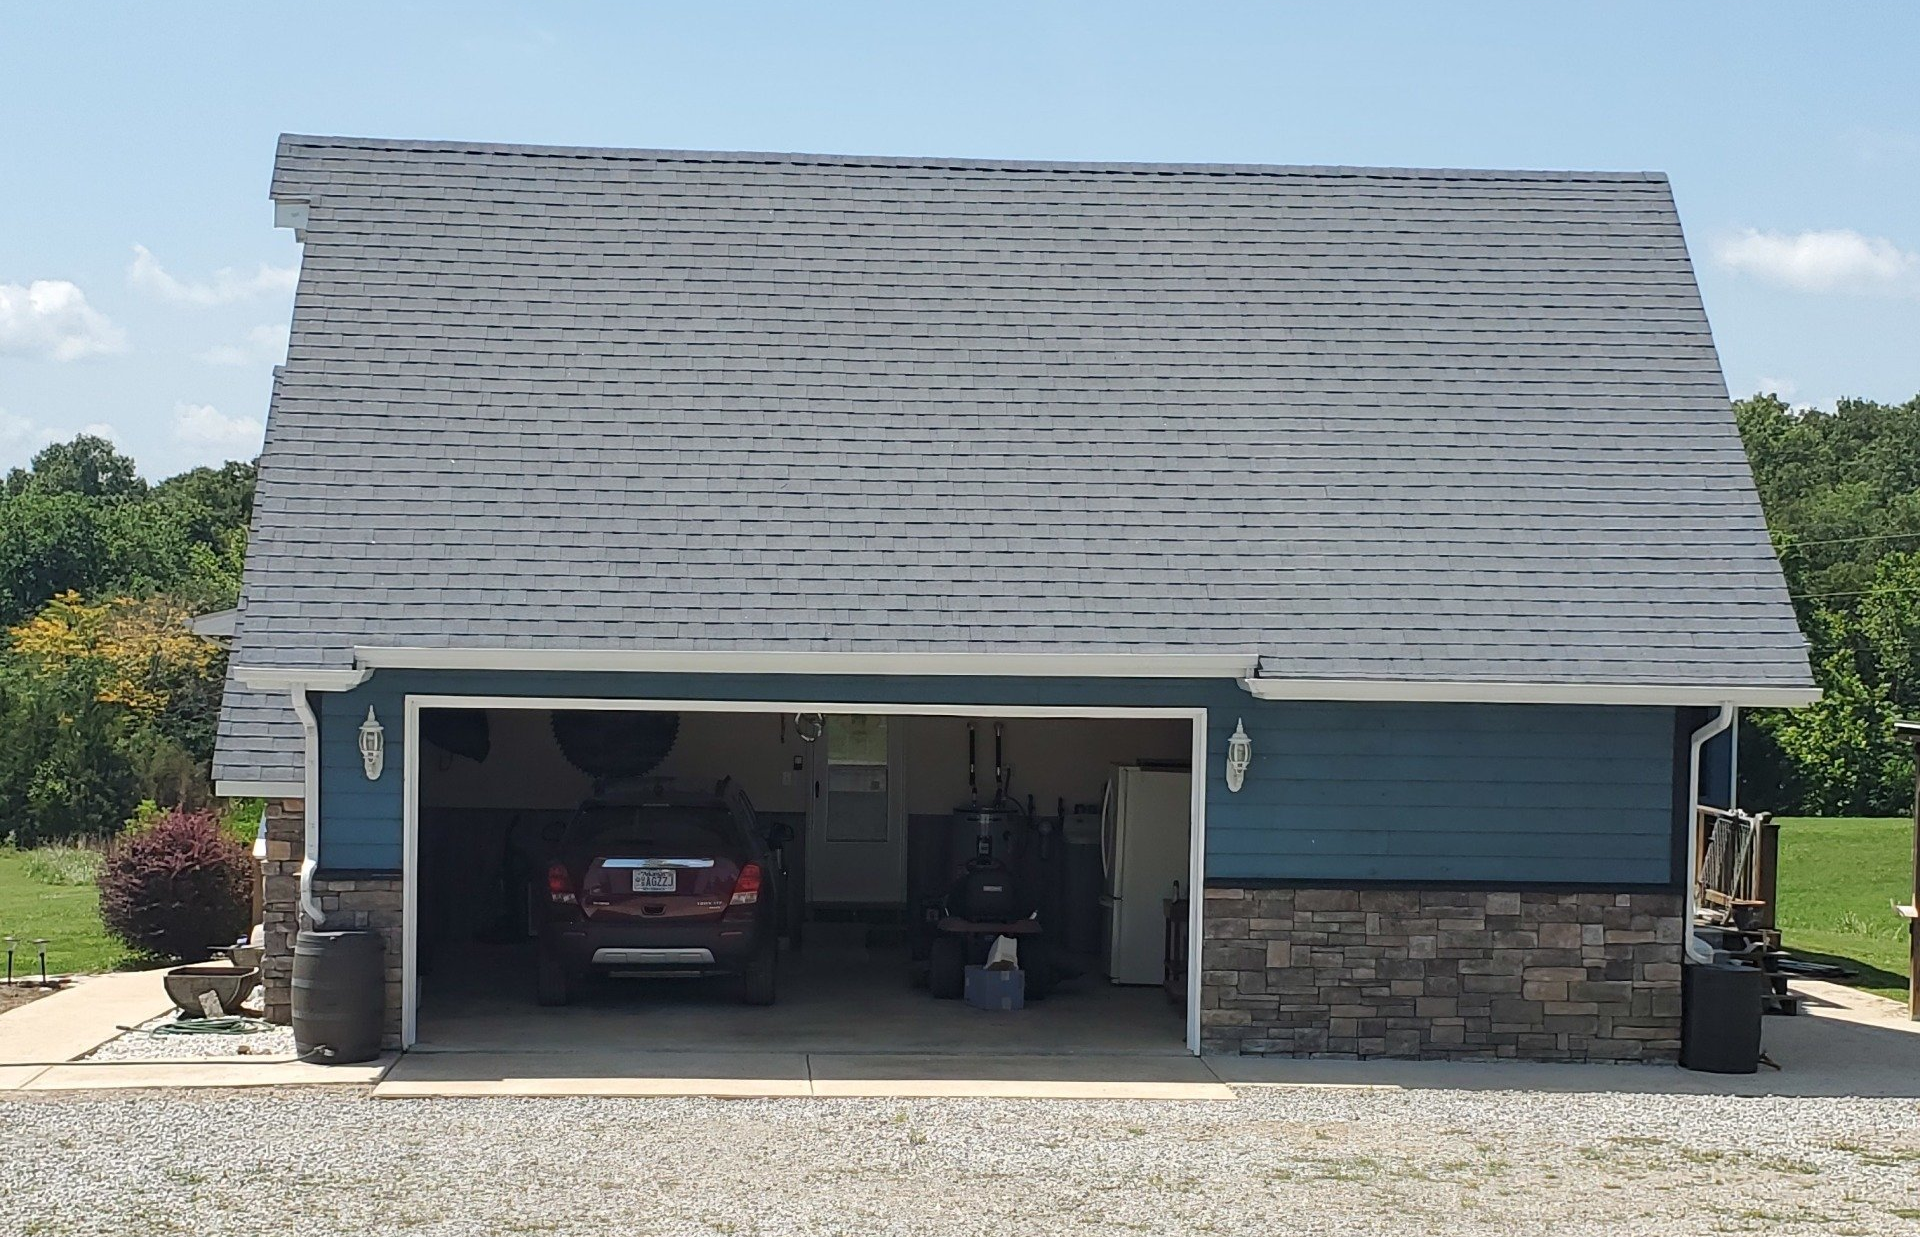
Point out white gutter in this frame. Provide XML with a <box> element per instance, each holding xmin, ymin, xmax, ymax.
<box><xmin>288</xmin><ymin>687</ymin><xmax>326</xmax><ymax>928</ymax></box>
<box><xmin>1683</xmin><ymin>704</ymin><xmax>1736</xmax><ymax>965</ymax></box>
<box><xmin>347</xmin><ymin>647</ymin><xmax>1262</xmax><ymax>680</ymax></box>
<box><xmin>1240</xmin><ymin>677</ymin><xmax>1819</xmax><ymax>709</ymax></box>
<box><xmin>215</xmin><ymin>779</ymin><xmax>304</xmax><ymax>800</ymax></box>
<box><xmin>237</xmin><ymin>666</ymin><xmax>373</xmax><ymax>692</ymax></box>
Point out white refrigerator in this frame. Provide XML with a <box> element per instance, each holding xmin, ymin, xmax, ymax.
<box><xmin>1100</xmin><ymin>766</ymin><xmax>1192</xmax><ymax>985</ymax></box>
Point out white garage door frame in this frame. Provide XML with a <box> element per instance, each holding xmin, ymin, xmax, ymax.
<box><xmin>400</xmin><ymin>694</ymin><xmax>1210</xmax><ymax>1054</ymax></box>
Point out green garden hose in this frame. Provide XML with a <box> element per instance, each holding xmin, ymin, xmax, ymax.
<box><xmin>145</xmin><ymin>1016</ymin><xmax>276</xmax><ymax>1036</ymax></box>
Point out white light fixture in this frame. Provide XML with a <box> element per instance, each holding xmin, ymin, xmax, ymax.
<box><xmin>358</xmin><ymin>706</ymin><xmax>385</xmax><ymax>780</ymax></box>
<box><xmin>1225</xmin><ymin>719</ymin><xmax>1252</xmax><ymax>792</ymax></box>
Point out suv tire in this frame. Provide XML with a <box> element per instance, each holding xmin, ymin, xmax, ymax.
<box><xmin>740</xmin><ymin>946</ymin><xmax>778</xmax><ymax>1006</ymax></box>
<box><xmin>535</xmin><ymin>952</ymin><xmax>572</xmax><ymax>1007</ymax></box>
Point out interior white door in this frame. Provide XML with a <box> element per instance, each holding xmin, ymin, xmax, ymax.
<box><xmin>804</xmin><ymin>715</ymin><xmax>907</xmax><ymax>905</ymax></box>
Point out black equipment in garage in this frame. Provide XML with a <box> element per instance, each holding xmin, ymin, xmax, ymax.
<box><xmin>421</xmin><ymin>708</ymin><xmax>491</xmax><ymax>764</ymax></box>
<box><xmin>550</xmin><ymin>709</ymin><xmax>681</xmax><ymax>778</ymax></box>
<box><xmin>920</xmin><ymin>722</ymin><xmax>1058</xmax><ymax>1000</ymax></box>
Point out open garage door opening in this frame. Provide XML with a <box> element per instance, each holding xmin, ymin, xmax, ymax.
<box><xmin>407</xmin><ymin>703</ymin><xmax>1201</xmax><ymax>1056</ymax></box>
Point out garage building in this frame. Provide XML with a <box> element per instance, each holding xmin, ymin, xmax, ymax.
<box><xmin>213</xmin><ymin>136</ymin><xmax>1815</xmax><ymax>1062</ymax></box>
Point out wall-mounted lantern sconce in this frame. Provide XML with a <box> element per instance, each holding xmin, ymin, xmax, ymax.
<box><xmin>359</xmin><ymin>706</ymin><xmax>385</xmax><ymax>780</ymax></box>
<box><xmin>1225</xmin><ymin>719</ymin><xmax>1252</xmax><ymax>792</ymax></box>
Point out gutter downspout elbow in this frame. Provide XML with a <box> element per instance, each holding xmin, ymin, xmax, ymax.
<box><xmin>1684</xmin><ymin>704</ymin><xmax>1735</xmax><ymax>965</ymax></box>
<box><xmin>289</xmin><ymin>687</ymin><xmax>326</xmax><ymax>929</ymax></box>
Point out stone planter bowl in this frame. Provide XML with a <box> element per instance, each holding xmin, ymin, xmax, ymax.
<box><xmin>163</xmin><ymin>965</ymin><xmax>260</xmax><ymax>1016</ymax></box>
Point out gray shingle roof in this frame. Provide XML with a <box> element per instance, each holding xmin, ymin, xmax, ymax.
<box><xmin>213</xmin><ymin>677</ymin><xmax>302</xmax><ymax>790</ymax></box>
<box><xmin>230</xmin><ymin>135</ymin><xmax>1810</xmax><ymax>694</ymax></box>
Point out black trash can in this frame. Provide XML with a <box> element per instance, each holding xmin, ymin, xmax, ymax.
<box><xmin>1680</xmin><ymin>960</ymin><xmax>1766</xmax><ymax>1073</ymax></box>
<box><xmin>292</xmin><ymin>929</ymin><xmax>385</xmax><ymax>1064</ymax></box>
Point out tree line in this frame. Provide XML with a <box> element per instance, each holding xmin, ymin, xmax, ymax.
<box><xmin>0</xmin><ymin>436</ymin><xmax>250</xmax><ymax>845</ymax></box>
<box><xmin>1736</xmin><ymin>394</ymin><xmax>1920</xmax><ymax>815</ymax></box>
<box><xmin>0</xmin><ymin>398</ymin><xmax>1914</xmax><ymax>845</ymax></box>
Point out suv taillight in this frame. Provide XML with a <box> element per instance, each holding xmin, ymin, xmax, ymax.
<box><xmin>729</xmin><ymin>863</ymin><xmax>762</xmax><ymax>907</ymax></box>
<box><xmin>547</xmin><ymin>863</ymin><xmax>576</xmax><ymax>905</ymax></box>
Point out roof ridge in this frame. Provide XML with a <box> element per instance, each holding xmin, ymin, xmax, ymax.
<box><xmin>273</xmin><ymin>133</ymin><xmax>1667</xmax><ymax>184</ymax></box>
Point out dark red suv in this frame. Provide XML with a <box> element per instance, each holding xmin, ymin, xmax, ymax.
<box><xmin>536</xmin><ymin>779</ymin><xmax>786</xmax><ymax>1006</ymax></box>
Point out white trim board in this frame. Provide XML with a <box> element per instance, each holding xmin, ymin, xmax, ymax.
<box><xmin>357</xmin><ymin>647</ymin><xmax>1257</xmax><ymax>679</ymax></box>
<box><xmin>398</xmin><ymin>694</ymin><xmax>1209</xmax><ymax>1056</ymax></box>
<box><xmin>233</xmin><ymin>651</ymin><xmax>1819</xmax><ymax>709</ymax></box>
<box><xmin>214</xmin><ymin>780</ymin><xmax>302</xmax><ymax>800</ymax></box>
<box><xmin>1239</xmin><ymin>678</ymin><xmax>1818</xmax><ymax>708</ymax></box>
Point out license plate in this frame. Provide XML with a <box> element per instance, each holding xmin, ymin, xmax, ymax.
<box><xmin>631</xmin><ymin>868</ymin><xmax>676</xmax><ymax>893</ymax></box>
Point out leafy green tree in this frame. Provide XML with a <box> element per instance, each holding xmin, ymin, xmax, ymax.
<box><xmin>0</xmin><ymin>434</ymin><xmax>254</xmax><ymax>839</ymax></box>
<box><xmin>0</xmin><ymin>661</ymin><xmax>142</xmax><ymax>846</ymax></box>
<box><xmin>3</xmin><ymin>434</ymin><xmax>145</xmax><ymax>501</ymax></box>
<box><xmin>0</xmin><ymin>490</ymin><xmax>122</xmax><ymax>625</ymax></box>
<box><xmin>1744</xmin><ymin>612</ymin><xmax>1911</xmax><ymax>814</ymax></box>
<box><xmin>152</xmin><ymin>461</ymin><xmax>255</xmax><ymax>543</ymax></box>
<box><xmin>1736</xmin><ymin>394</ymin><xmax>1920</xmax><ymax>813</ymax></box>
<box><xmin>1859</xmin><ymin>552</ymin><xmax>1920</xmax><ymax>706</ymax></box>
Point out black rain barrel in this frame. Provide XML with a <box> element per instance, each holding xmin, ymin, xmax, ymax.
<box><xmin>293</xmin><ymin>930</ymin><xmax>385</xmax><ymax>1064</ymax></box>
<box><xmin>1679</xmin><ymin>961</ymin><xmax>1765</xmax><ymax>1073</ymax></box>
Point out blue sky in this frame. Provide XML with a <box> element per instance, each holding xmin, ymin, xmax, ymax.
<box><xmin>2</xmin><ymin>2</ymin><xmax>1916</xmax><ymax>479</ymax></box>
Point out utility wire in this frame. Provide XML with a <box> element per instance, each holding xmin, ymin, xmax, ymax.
<box><xmin>1773</xmin><ymin>529</ymin><xmax>1920</xmax><ymax>552</ymax></box>
<box><xmin>1788</xmin><ymin>582</ymin><xmax>1920</xmax><ymax>603</ymax></box>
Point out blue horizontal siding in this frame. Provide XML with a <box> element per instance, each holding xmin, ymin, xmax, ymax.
<box><xmin>313</xmin><ymin>671</ymin><xmax>1680</xmax><ymax>887</ymax></box>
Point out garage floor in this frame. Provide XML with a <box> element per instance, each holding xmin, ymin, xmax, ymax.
<box><xmin>415</xmin><ymin>925</ymin><xmax>1189</xmax><ymax>1057</ymax></box>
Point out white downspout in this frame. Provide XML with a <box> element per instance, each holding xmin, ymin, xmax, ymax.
<box><xmin>290</xmin><ymin>687</ymin><xmax>326</xmax><ymax>928</ymax></box>
<box><xmin>1684</xmin><ymin>704</ymin><xmax>1735</xmax><ymax>964</ymax></box>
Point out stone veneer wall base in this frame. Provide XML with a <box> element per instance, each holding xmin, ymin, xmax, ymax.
<box><xmin>1201</xmin><ymin>887</ymin><xmax>1683</xmax><ymax>1062</ymax></box>
<box><xmin>259</xmin><ymin>799</ymin><xmax>303</xmax><ymax>1026</ymax></box>
<box><xmin>258</xmin><ymin>801</ymin><xmax>403</xmax><ymax>1049</ymax></box>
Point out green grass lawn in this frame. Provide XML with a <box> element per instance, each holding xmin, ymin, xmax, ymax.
<box><xmin>0</xmin><ymin>846</ymin><xmax>131</xmax><ymax>976</ymax></box>
<box><xmin>1774</xmin><ymin>816</ymin><xmax>1914</xmax><ymax>1003</ymax></box>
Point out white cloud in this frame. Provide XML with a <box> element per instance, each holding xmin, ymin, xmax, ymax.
<box><xmin>171</xmin><ymin>402</ymin><xmax>264</xmax><ymax>453</ymax></box>
<box><xmin>0</xmin><ymin>408</ymin><xmax>122</xmax><ymax>470</ymax></box>
<box><xmin>199</xmin><ymin>322</ymin><xmax>291</xmax><ymax>367</ymax></box>
<box><xmin>1755</xmin><ymin>375</ymin><xmax>1798</xmax><ymax>400</ymax></box>
<box><xmin>127</xmin><ymin>244</ymin><xmax>297</xmax><ymax>307</ymax></box>
<box><xmin>0</xmin><ymin>279</ymin><xmax>125</xmax><ymax>361</ymax></box>
<box><xmin>0</xmin><ymin>408</ymin><xmax>60</xmax><ymax>460</ymax></box>
<box><xmin>1713</xmin><ymin>228</ymin><xmax>1920</xmax><ymax>294</ymax></box>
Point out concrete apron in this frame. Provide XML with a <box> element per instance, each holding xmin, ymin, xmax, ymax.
<box><xmin>366</xmin><ymin>981</ymin><xmax>1920</xmax><ymax>1101</ymax></box>
<box><xmin>9</xmin><ymin>975</ymin><xmax>1911</xmax><ymax>1100</ymax></box>
<box><xmin>372</xmin><ymin>1049</ymin><xmax>1236</xmax><ymax>1100</ymax></box>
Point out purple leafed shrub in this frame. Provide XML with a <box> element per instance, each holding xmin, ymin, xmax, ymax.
<box><xmin>97</xmin><ymin>809</ymin><xmax>252</xmax><ymax>962</ymax></box>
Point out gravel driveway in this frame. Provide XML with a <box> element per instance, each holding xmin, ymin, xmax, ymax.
<box><xmin>3</xmin><ymin>1086</ymin><xmax>1918</xmax><ymax>1236</ymax></box>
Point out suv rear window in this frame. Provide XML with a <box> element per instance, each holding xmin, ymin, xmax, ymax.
<box><xmin>569</xmin><ymin>806</ymin><xmax>740</xmax><ymax>853</ymax></box>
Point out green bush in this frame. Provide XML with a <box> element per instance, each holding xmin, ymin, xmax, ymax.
<box><xmin>21</xmin><ymin>844</ymin><xmax>102</xmax><ymax>886</ymax></box>
<box><xmin>217</xmin><ymin>797</ymin><xmax>264</xmax><ymax>847</ymax></box>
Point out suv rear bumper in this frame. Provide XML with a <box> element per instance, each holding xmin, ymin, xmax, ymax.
<box><xmin>541</xmin><ymin>919</ymin><xmax>763</xmax><ymax>976</ymax></box>
<box><xmin>590</xmin><ymin>946</ymin><xmax>714</xmax><ymax>966</ymax></box>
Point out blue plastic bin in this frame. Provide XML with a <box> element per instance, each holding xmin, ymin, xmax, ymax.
<box><xmin>963</xmin><ymin>965</ymin><xmax>1025</xmax><ymax>1011</ymax></box>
